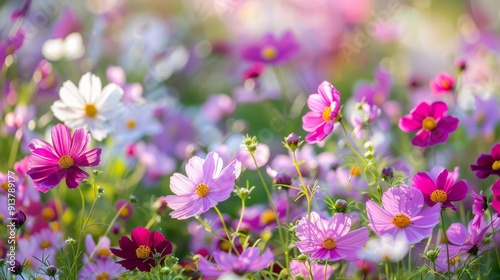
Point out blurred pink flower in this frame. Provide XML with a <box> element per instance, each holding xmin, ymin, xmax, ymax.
<box><xmin>241</xmin><ymin>31</ymin><xmax>299</xmax><ymax>64</ymax></box>
<box><xmin>429</xmin><ymin>72</ymin><xmax>455</xmax><ymax>93</ymax></box>
<box><xmin>492</xmin><ymin>179</ymin><xmax>500</xmax><ymax>213</ymax></box>
<box><xmin>202</xmin><ymin>94</ymin><xmax>236</xmax><ymax>122</ymax></box>
<box><xmin>398</xmin><ymin>101</ymin><xmax>459</xmax><ymax>147</ymax></box>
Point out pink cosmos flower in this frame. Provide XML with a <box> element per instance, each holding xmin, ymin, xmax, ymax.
<box><xmin>197</xmin><ymin>247</ymin><xmax>274</xmax><ymax>277</ymax></box>
<box><xmin>366</xmin><ymin>186</ymin><xmax>441</xmax><ymax>244</ymax></box>
<box><xmin>302</xmin><ymin>81</ymin><xmax>341</xmax><ymax>144</ymax></box>
<box><xmin>471</xmin><ymin>192</ymin><xmax>488</xmax><ymax>230</ymax></box>
<box><xmin>398</xmin><ymin>101</ymin><xmax>459</xmax><ymax>147</ymax></box>
<box><xmin>470</xmin><ymin>144</ymin><xmax>500</xmax><ymax>179</ymax></box>
<box><xmin>27</xmin><ymin>124</ymin><xmax>102</xmax><ymax>192</ymax></box>
<box><xmin>295</xmin><ymin>211</ymin><xmax>369</xmax><ymax>261</ymax></box>
<box><xmin>429</xmin><ymin>72</ymin><xmax>455</xmax><ymax>93</ymax></box>
<box><xmin>241</xmin><ymin>31</ymin><xmax>299</xmax><ymax>64</ymax></box>
<box><xmin>164</xmin><ymin>152</ymin><xmax>241</xmax><ymax>220</ymax></box>
<box><xmin>412</xmin><ymin>169</ymin><xmax>468</xmax><ymax>211</ymax></box>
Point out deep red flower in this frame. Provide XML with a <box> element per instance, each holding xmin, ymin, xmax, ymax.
<box><xmin>111</xmin><ymin>227</ymin><xmax>173</xmax><ymax>272</ymax></box>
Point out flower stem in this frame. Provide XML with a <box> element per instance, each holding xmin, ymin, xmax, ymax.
<box><xmin>214</xmin><ymin>205</ymin><xmax>240</xmax><ymax>256</ymax></box>
<box><xmin>7</xmin><ymin>130</ymin><xmax>22</xmax><ymax>169</ymax></box>
<box><xmin>385</xmin><ymin>261</ymin><xmax>390</xmax><ymax>279</ymax></box>
<box><xmin>440</xmin><ymin>209</ymin><xmax>451</xmax><ymax>279</ymax></box>
<box><xmin>232</xmin><ymin>198</ymin><xmax>246</xmax><ymax>243</ymax></box>
<box><xmin>488</xmin><ymin>209</ymin><xmax>500</xmax><ymax>268</ymax></box>
<box><xmin>324</xmin><ymin>260</ymin><xmax>328</xmax><ymax>280</ymax></box>
<box><xmin>291</xmin><ymin>150</ymin><xmax>312</xmax><ymax>220</ymax></box>
<box><xmin>89</xmin><ymin>203</ymin><xmax>128</xmax><ymax>259</ymax></box>
<box><xmin>249</xmin><ymin>150</ymin><xmax>289</xmax><ymax>269</ymax></box>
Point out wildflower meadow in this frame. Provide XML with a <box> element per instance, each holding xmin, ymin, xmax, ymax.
<box><xmin>2</xmin><ymin>0</ymin><xmax>500</xmax><ymax>279</ymax></box>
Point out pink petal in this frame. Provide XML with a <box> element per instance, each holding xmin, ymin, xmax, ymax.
<box><xmin>74</xmin><ymin>148</ymin><xmax>101</xmax><ymax>167</ymax></box>
<box><xmin>69</xmin><ymin>128</ymin><xmax>90</xmax><ymax>158</ymax></box>
<box><xmin>431</xmin><ymin>101</ymin><xmax>448</xmax><ymax>119</ymax></box>
<box><xmin>411</xmin><ymin>129</ymin><xmax>430</xmax><ymax>147</ymax></box>
<box><xmin>307</xmin><ymin>94</ymin><xmax>327</xmax><ymax>112</ymax></box>
<box><xmin>446</xmin><ymin>180</ymin><xmax>468</xmax><ymax>202</ymax></box>
<box><xmin>169</xmin><ymin>173</ymin><xmax>196</xmax><ymax>195</ymax></box>
<box><xmin>302</xmin><ymin>111</ymin><xmax>324</xmax><ymax>131</ymax></box>
<box><xmin>446</xmin><ymin>223</ymin><xmax>468</xmax><ymax>245</ymax></box>
<box><xmin>411</xmin><ymin>102</ymin><xmax>432</xmax><ymax>120</ymax></box>
<box><xmin>435</xmin><ymin>169</ymin><xmax>452</xmax><ymax>191</ymax></box>
<box><xmin>412</xmin><ymin>172</ymin><xmax>436</xmax><ymax>194</ymax></box>
<box><xmin>185</xmin><ymin>155</ymin><xmax>205</xmax><ymax>183</ymax></box>
<box><xmin>65</xmin><ymin>167</ymin><xmax>89</xmax><ymax>189</ymax></box>
<box><xmin>399</xmin><ymin>115</ymin><xmax>421</xmax><ymax>132</ymax></box>
<box><xmin>437</xmin><ymin>116</ymin><xmax>458</xmax><ymax>132</ymax></box>
<box><xmin>491</xmin><ymin>144</ymin><xmax>500</xmax><ymax>159</ymax></box>
<box><xmin>429</xmin><ymin>127</ymin><xmax>449</xmax><ymax>145</ymax></box>
<box><xmin>51</xmin><ymin>124</ymin><xmax>71</xmax><ymax>157</ymax></box>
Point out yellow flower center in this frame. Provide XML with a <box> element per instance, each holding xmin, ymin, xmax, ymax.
<box><xmin>350</xmin><ymin>166</ymin><xmax>361</xmax><ymax>176</ymax></box>
<box><xmin>448</xmin><ymin>255</ymin><xmax>460</xmax><ymax>266</ymax></box>
<box><xmin>96</xmin><ymin>272</ymin><xmax>110</xmax><ymax>280</ymax></box>
<box><xmin>392</xmin><ymin>214</ymin><xmax>411</xmax><ymax>229</ymax></box>
<box><xmin>119</xmin><ymin>207</ymin><xmax>130</xmax><ymax>218</ymax></box>
<box><xmin>322</xmin><ymin>106</ymin><xmax>332</xmax><ymax>122</ymax></box>
<box><xmin>58</xmin><ymin>155</ymin><xmax>74</xmax><ymax>169</ymax></box>
<box><xmin>1</xmin><ymin>182</ymin><xmax>9</xmax><ymax>191</ymax></box>
<box><xmin>84</xmin><ymin>103</ymin><xmax>98</xmax><ymax>118</ymax></box>
<box><xmin>6</xmin><ymin>45</ymin><xmax>15</xmax><ymax>55</ymax></box>
<box><xmin>322</xmin><ymin>237</ymin><xmax>336</xmax><ymax>250</ymax></box>
<box><xmin>126</xmin><ymin>119</ymin><xmax>136</xmax><ymax>129</ymax></box>
<box><xmin>430</xmin><ymin>190</ymin><xmax>448</xmax><ymax>203</ymax></box>
<box><xmin>441</xmin><ymin>80</ymin><xmax>450</xmax><ymax>89</ymax></box>
<box><xmin>196</xmin><ymin>183</ymin><xmax>210</xmax><ymax>197</ymax></box>
<box><xmin>97</xmin><ymin>247</ymin><xmax>111</xmax><ymax>257</ymax></box>
<box><xmin>135</xmin><ymin>245</ymin><xmax>151</xmax><ymax>259</ymax></box>
<box><xmin>260</xmin><ymin>45</ymin><xmax>278</xmax><ymax>60</ymax></box>
<box><xmin>40</xmin><ymin>240</ymin><xmax>51</xmax><ymax>249</ymax></box>
<box><xmin>260</xmin><ymin>209</ymin><xmax>276</xmax><ymax>225</ymax></box>
<box><xmin>492</xmin><ymin>160</ymin><xmax>500</xmax><ymax>171</ymax></box>
<box><xmin>421</xmin><ymin>117</ymin><xmax>437</xmax><ymax>131</ymax></box>
<box><xmin>42</xmin><ymin>207</ymin><xmax>55</xmax><ymax>220</ymax></box>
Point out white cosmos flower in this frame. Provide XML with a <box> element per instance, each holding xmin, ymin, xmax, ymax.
<box><xmin>358</xmin><ymin>234</ymin><xmax>409</xmax><ymax>263</ymax></box>
<box><xmin>113</xmin><ymin>104</ymin><xmax>162</xmax><ymax>144</ymax></box>
<box><xmin>51</xmin><ymin>72</ymin><xmax>124</xmax><ymax>141</ymax></box>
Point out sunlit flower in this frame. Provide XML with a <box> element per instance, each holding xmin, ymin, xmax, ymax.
<box><xmin>398</xmin><ymin>101</ymin><xmax>459</xmax><ymax>147</ymax></box>
<box><xmin>366</xmin><ymin>186</ymin><xmax>441</xmax><ymax>244</ymax></box>
<box><xmin>470</xmin><ymin>144</ymin><xmax>500</xmax><ymax>179</ymax></box>
<box><xmin>111</xmin><ymin>227</ymin><xmax>173</xmax><ymax>272</ymax></box>
<box><xmin>289</xmin><ymin>260</ymin><xmax>333</xmax><ymax>280</ymax></box>
<box><xmin>412</xmin><ymin>169</ymin><xmax>468</xmax><ymax>211</ymax></box>
<box><xmin>302</xmin><ymin>81</ymin><xmax>341</xmax><ymax>144</ymax></box>
<box><xmin>27</xmin><ymin>124</ymin><xmax>102</xmax><ymax>192</ymax></box>
<box><xmin>197</xmin><ymin>247</ymin><xmax>274</xmax><ymax>278</ymax></box>
<box><xmin>429</xmin><ymin>72</ymin><xmax>455</xmax><ymax>93</ymax></box>
<box><xmin>51</xmin><ymin>72</ymin><xmax>124</xmax><ymax>141</ymax></box>
<box><xmin>359</xmin><ymin>235</ymin><xmax>409</xmax><ymax>263</ymax></box>
<box><xmin>164</xmin><ymin>152</ymin><xmax>241</xmax><ymax>220</ymax></box>
<box><xmin>113</xmin><ymin>104</ymin><xmax>161</xmax><ymax>144</ymax></box>
<box><xmin>295</xmin><ymin>211</ymin><xmax>369</xmax><ymax>261</ymax></box>
<box><xmin>241</xmin><ymin>31</ymin><xmax>299</xmax><ymax>64</ymax></box>
<box><xmin>79</xmin><ymin>258</ymin><xmax>125</xmax><ymax>280</ymax></box>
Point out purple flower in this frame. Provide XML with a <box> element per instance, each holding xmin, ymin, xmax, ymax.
<box><xmin>0</xmin><ymin>29</ymin><xmax>25</xmax><ymax>71</ymax></box>
<box><xmin>164</xmin><ymin>152</ymin><xmax>241</xmax><ymax>220</ymax></box>
<box><xmin>302</xmin><ymin>81</ymin><xmax>341</xmax><ymax>143</ymax></box>
<box><xmin>461</xmin><ymin>96</ymin><xmax>500</xmax><ymax>139</ymax></box>
<box><xmin>398</xmin><ymin>101</ymin><xmax>459</xmax><ymax>147</ymax></box>
<box><xmin>471</xmin><ymin>192</ymin><xmax>488</xmax><ymax>230</ymax></box>
<box><xmin>202</xmin><ymin>94</ymin><xmax>236</xmax><ymax>123</ymax></box>
<box><xmin>289</xmin><ymin>260</ymin><xmax>333</xmax><ymax>280</ymax></box>
<box><xmin>412</xmin><ymin>169</ymin><xmax>468</xmax><ymax>211</ymax></box>
<box><xmin>84</xmin><ymin>234</ymin><xmax>112</xmax><ymax>262</ymax></box>
<box><xmin>295</xmin><ymin>211</ymin><xmax>369</xmax><ymax>261</ymax></box>
<box><xmin>366</xmin><ymin>186</ymin><xmax>441</xmax><ymax>244</ymax></box>
<box><xmin>197</xmin><ymin>247</ymin><xmax>274</xmax><ymax>277</ymax></box>
<box><xmin>50</xmin><ymin>7</ymin><xmax>83</xmax><ymax>39</ymax></box>
<box><xmin>11</xmin><ymin>0</ymin><xmax>32</xmax><ymax>19</ymax></box>
<box><xmin>27</xmin><ymin>124</ymin><xmax>102</xmax><ymax>192</ymax></box>
<box><xmin>106</xmin><ymin>66</ymin><xmax>144</xmax><ymax>103</ymax></box>
<box><xmin>79</xmin><ymin>258</ymin><xmax>125</xmax><ymax>279</ymax></box>
<box><xmin>350</xmin><ymin>103</ymin><xmax>381</xmax><ymax>139</ymax></box>
<box><xmin>470</xmin><ymin>144</ymin><xmax>500</xmax><ymax>179</ymax></box>
<box><xmin>354</xmin><ymin>67</ymin><xmax>392</xmax><ymax>107</ymax></box>
<box><xmin>241</xmin><ymin>31</ymin><xmax>299</xmax><ymax>64</ymax></box>
<box><xmin>429</xmin><ymin>72</ymin><xmax>455</xmax><ymax>93</ymax></box>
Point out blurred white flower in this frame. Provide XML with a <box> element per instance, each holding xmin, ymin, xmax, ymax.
<box><xmin>113</xmin><ymin>104</ymin><xmax>162</xmax><ymax>144</ymax></box>
<box><xmin>51</xmin><ymin>72</ymin><xmax>124</xmax><ymax>141</ymax></box>
<box><xmin>42</xmin><ymin>32</ymin><xmax>85</xmax><ymax>61</ymax></box>
<box><xmin>359</xmin><ymin>234</ymin><xmax>409</xmax><ymax>263</ymax></box>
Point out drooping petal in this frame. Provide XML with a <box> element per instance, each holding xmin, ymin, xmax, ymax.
<box><xmin>399</xmin><ymin>115</ymin><xmax>421</xmax><ymax>132</ymax></box>
<box><xmin>65</xmin><ymin>167</ymin><xmax>89</xmax><ymax>189</ymax></box>
<box><xmin>73</xmin><ymin>147</ymin><xmax>101</xmax><ymax>166</ymax></box>
<box><xmin>437</xmin><ymin>116</ymin><xmax>459</xmax><ymax>132</ymax></box>
<box><xmin>411</xmin><ymin>129</ymin><xmax>430</xmax><ymax>147</ymax></box>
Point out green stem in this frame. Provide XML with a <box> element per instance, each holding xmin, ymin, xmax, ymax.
<box><xmin>89</xmin><ymin>203</ymin><xmax>128</xmax><ymax>259</ymax></box>
<box><xmin>7</xmin><ymin>130</ymin><xmax>22</xmax><ymax>169</ymax></box>
<box><xmin>408</xmin><ymin>244</ymin><xmax>413</xmax><ymax>275</ymax></box>
<box><xmin>291</xmin><ymin>150</ymin><xmax>312</xmax><ymax>220</ymax></box>
<box><xmin>214</xmin><ymin>206</ymin><xmax>240</xmax><ymax>256</ymax></box>
<box><xmin>232</xmin><ymin>198</ymin><xmax>246</xmax><ymax>244</ymax></box>
<box><xmin>324</xmin><ymin>260</ymin><xmax>328</xmax><ymax>280</ymax></box>
<box><xmin>249</xmin><ymin>150</ymin><xmax>288</xmax><ymax>269</ymax></box>
<box><xmin>385</xmin><ymin>261</ymin><xmax>390</xmax><ymax>279</ymax></box>
<box><xmin>440</xmin><ymin>210</ymin><xmax>451</xmax><ymax>279</ymax></box>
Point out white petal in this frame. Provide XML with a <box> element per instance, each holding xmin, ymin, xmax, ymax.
<box><xmin>96</xmin><ymin>83</ymin><xmax>123</xmax><ymax>110</ymax></box>
<box><xmin>64</xmin><ymin>32</ymin><xmax>85</xmax><ymax>60</ymax></box>
<box><xmin>59</xmin><ymin>80</ymin><xmax>85</xmax><ymax>107</ymax></box>
<box><xmin>51</xmin><ymin>101</ymin><xmax>85</xmax><ymax>124</ymax></box>
<box><xmin>42</xmin><ymin>39</ymin><xmax>65</xmax><ymax>61</ymax></box>
<box><xmin>79</xmin><ymin>72</ymin><xmax>102</xmax><ymax>104</ymax></box>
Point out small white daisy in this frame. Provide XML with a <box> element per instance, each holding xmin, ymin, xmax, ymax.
<box><xmin>51</xmin><ymin>72</ymin><xmax>124</xmax><ymax>141</ymax></box>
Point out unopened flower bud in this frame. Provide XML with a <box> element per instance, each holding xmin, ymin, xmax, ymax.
<box><xmin>454</xmin><ymin>59</ymin><xmax>467</xmax><ymax>72</ymax></box>
<box><xmin>129</xmin><ymin>195</ymin><xmax>138</xmax><ymax>203</ymax></box>
<box><xmin>335</xmin><ymin>199</ymin><xmax>348</xmax><ymax>212</ymax></box>
<box><xmin>12</xmin><ymin>260</ymin><xmax>23</xmax><ymax>275</ymax></box>
<box><xmin>46</xmin><ymin>265</ymin><xmax>58</xmax><ymax>276</ymax></box>
<box><xmin>274</xmin><ymin>172</ymin><xmax>292</xmax><ymax>186</ymax></box>
<box><xmin>382</xmin><ymin>167</ymin><xmax>394</xmax><ymax>180</ymax></box>
<box><xmin>13</xmin><ymin>210</ymin><xmax>26</xmax><ymax>229</ymax></box>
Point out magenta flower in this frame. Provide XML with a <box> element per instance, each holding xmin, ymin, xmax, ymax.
<box><xmin>111</xmin><ymin>227</ymin><xmax>173</xmax><ymax>272</ymax></box>
<box><xmin>412</xmin><ymin>169</ymin><xmax>468</xmax><ymax>211</ymax></box>
<box><xmin>11</xmin><ymin>0</ymin><xmax>32</xmax><ymax>19</ymax></box>
<box><xmin>164</xmin><ymin>152</ymin><xmax>241</xmax><ymax>220</ymax></box>
<box><xmin>27</xmin><ymin>124</ymin><xmax>102</xmax><ymax>192</ymax></box>
<box><xmin>471</xmin><ymin>192</ymin><xmax>488</xmax><ymax>230</ymax></box>
<box><xmin>302</xmin><ymin>81</ymin><xmax>341</xmax><ymax>143</ymax></box>
<box><xmin>398</xmin><ymin>101</ymin><xmax>459</xmax><ymax>147</ymax></box>
<box><xmin>197</xmin><ymin>247</ymin><xmax>274</xmax><ymax>277</ymax></box>
<box><xmin>470</xmin><ymin>144</ymin><xmax>500</xmax><ymax>179</ymax></box>
<box><xmin>241</xmin><ymin>31</ymin><xmax>299</xmax><ymax>64</ymax></box>
<box><xmin>295</xmin><ymin>212</ymin><xmax>369</xmax><ymax>261</ymax></box>
<box><xmin>354</xmin><ymin>67</ymin><xmax>392</xmax><ymax>107</ymax></box>
<box><xmin>0</xmin><ymin>29</ymin><xmax>25</xmax><ymax>71</ymax></box>
<box><xmin>366</xmin><ymin>186</ymin><xmax>441</xmax><ymax>244</ymax></box>
<box><xmin>429</xmin><ymin>72</ymin><xmax>455</xmax><ymax>93</ymax></box>
<box><xmin>492</xmin><ymin>179</ymin><xmax>500</xmax><ymax>213</ymax></box>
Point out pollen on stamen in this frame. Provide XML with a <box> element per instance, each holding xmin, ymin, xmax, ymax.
<box><xmin>58</xmin><ymin>155</ymin><xmax>74</xmax><ymax>169</ymax></box>
<box><xmin>84</xmin><ymin>103</ymin><xmax>98</xmax><ymax>118</ymax></box>
<box><xmin>492</xmin><ymin>160</ymin><xmax>500</xmax><ymax>171</ymax></box>
<box><xmin>322</xmin><ymin>106</ymin><xmax>332</xmax><ymax>122</ymax></box>
<box><xmin>430</xmin><ymin>189</ymin><xmax>447</xmax><ymax>203</ymax></box>
<box><xmin>422</xmin><ymin>116</ymin><xmax>437</xmax><ymax>131</ymax></box>
<box><xmin>196</xmin><ymin>183</ymin><xmax>210</xmax><ymax>197</ymax></box>
<box><xmin>391</xmin><ymin>214</ymin><xmax>411</xmax><ymax>229</ymax></box>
